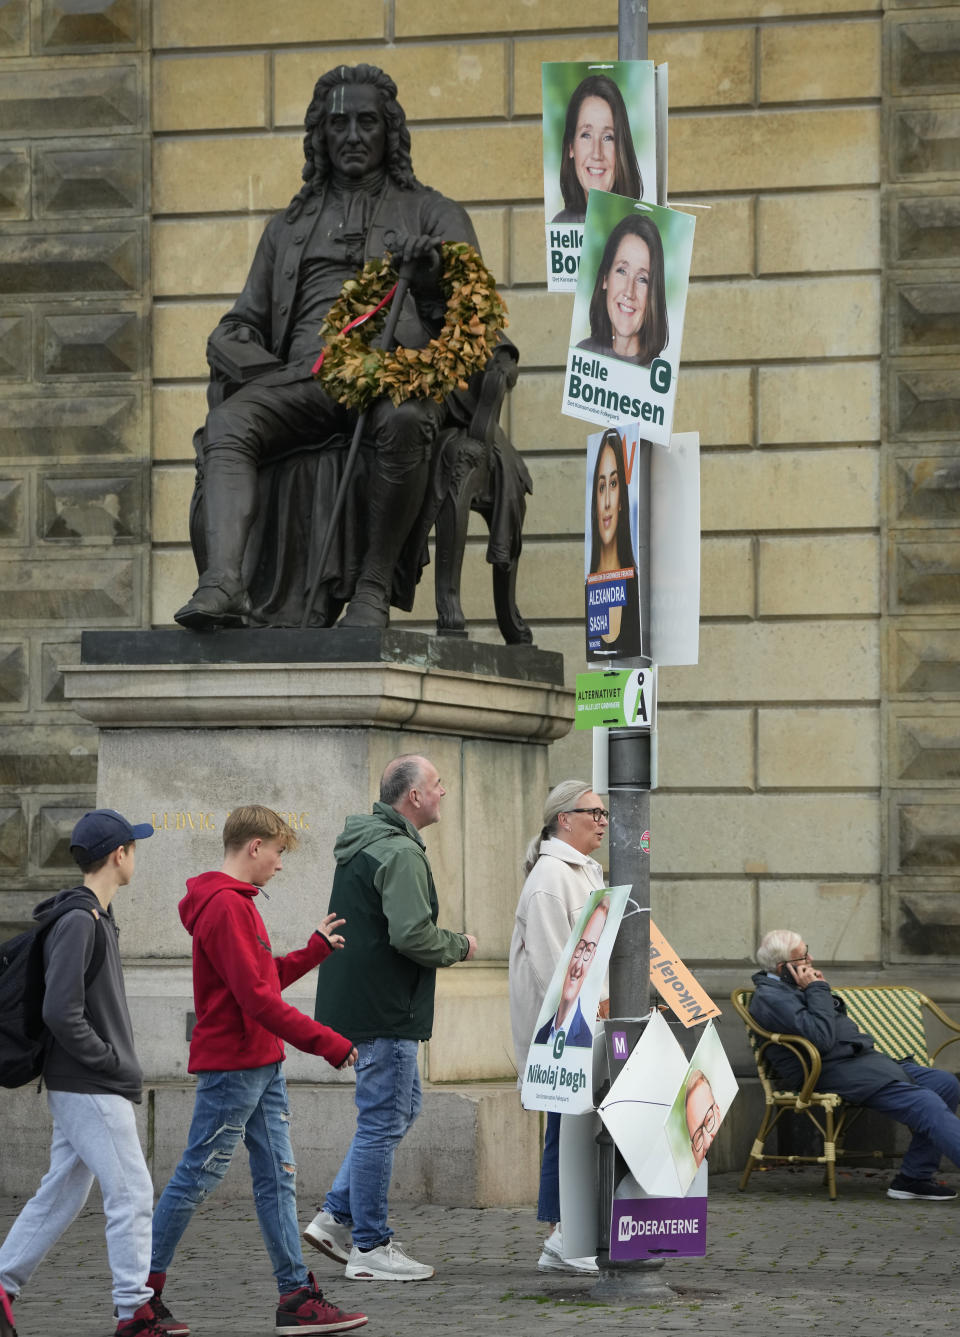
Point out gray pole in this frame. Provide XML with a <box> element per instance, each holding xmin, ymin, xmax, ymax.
<box><xmin>607</xmin><ymin>0</ymin><xmax>652</xmax><ymax>1115</ymax></box>
<box><xmin>592</xmin><ymin>0</ymin><xmax>671</xmax><ymax>1301</ymax></box>
<box><xmin>618</xmin><ymin>0</ymin><xmax>648</xmax><ymax>61</ymax></box>
<box><xmin>607</xmin><ymin>0</ymin><xmax>651</xmax><ymax>1028</ymax></box>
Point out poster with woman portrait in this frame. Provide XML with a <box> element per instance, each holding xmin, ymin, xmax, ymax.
<box><xmin>562</xmin><ymin>190</ymin><xmax>696</xmax><ymax>447</ymax></box>
<box><xmin>542</xmin><ymin>61</ymin><xmax>657</xmax><ymax>292</ymax></box>
<box><xmin>584</xmin><ymin>425</ymin><xmax>648</xmax><ymax>665</ymax></box>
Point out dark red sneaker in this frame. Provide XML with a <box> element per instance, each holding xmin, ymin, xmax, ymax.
<box><xmin>0</xmin><ymin>1281</ymin><xmax>17</xmax><ymax>1337</ymax></box>
<box><xmin>150</xmin><ymin>1292</ymin><xmax>190</xmax><ymax>1336</ymax></box>
<box><xmin>275</xmin><ymin>1273</ymin><xmax>367</xmax><ymax>1335</ymax></box>
<box><xmin>115</xmin><ymin>1302</ymin><xmax>168</xmax><ymax>1336</ymax></box>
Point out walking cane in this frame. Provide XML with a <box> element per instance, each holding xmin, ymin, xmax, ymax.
<box><xmin>300</xmin><ymin>261</ymin><xmax>414</xmax><ymax>630</ymax></box>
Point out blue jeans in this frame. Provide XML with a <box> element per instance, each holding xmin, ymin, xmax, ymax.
<box><xmin>324</xmin><ymin>1037</ymin><xmax>422</xmax><ymax>1251</ymax></box>
<box><xmin>537</xmin><ymin>1111</ymin><xmax>561</xmax><ymax>1224</ymax></box>
<box><xmin>866</xmin><ymin>1061</ymin><xmax>960</xmax><ymax>1181</ymax></box>
<box><xmin>151</xmin><ymin>1064</ymin><xmax>306</xmax><ymax>1293</ymax></box>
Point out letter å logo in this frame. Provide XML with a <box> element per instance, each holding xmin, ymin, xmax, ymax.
<box><xmin>552</xmin><ymin>1030</ymin><xmax>566</xmax><ymax>1060</ymax></box>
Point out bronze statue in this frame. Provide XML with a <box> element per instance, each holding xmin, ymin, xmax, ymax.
<box><xmin>176</xmin><ymin>63</ymin><xmax>523</xmax><ymax>634</ymax></box>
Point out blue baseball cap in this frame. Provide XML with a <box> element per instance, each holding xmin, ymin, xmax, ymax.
<box><xmin>70</xmin><ymin>808</ymin><xmax>155</xmax><ymax>862</ymax></box>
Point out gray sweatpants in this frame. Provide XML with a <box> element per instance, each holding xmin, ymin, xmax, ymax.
<box><xmin>0</xmin><ymin>1089</ymin><xmax>154</xmax><ymax>1320</ymax></box>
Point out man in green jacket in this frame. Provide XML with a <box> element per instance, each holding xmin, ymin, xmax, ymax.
<box><xmin>305</xmin><ymin>755</ymin><xmax>477</xmax><ymax>1282</ymax></box>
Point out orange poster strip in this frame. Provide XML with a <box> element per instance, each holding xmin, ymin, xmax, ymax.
<box><xmin>648</xmin><ymin>920</ymin><xmax>720</xmax><ymax>1028</ymax></box>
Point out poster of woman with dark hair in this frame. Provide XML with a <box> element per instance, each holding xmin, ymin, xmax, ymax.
<box><xmin>542</xmin><ymin>62</ymin><xmax>656</xmax><ymax>292</ymax></box>
<box><xmin>563</xmin><ymin>190</ymin><xmax>695</xmax><ymax>447</ymax></box>
<box><xmin>584</xmin><ymin>427</ymin><xmax>645</xmax><ymax>663</ymax></box>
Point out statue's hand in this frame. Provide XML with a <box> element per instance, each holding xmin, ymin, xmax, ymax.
<box><xmin>387</xmin><ymin>231</ymin><xmax>443</xmax><ymax>289</ymax></box>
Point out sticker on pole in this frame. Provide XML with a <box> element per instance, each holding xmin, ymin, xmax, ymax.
<box><xmin>574</xmin><ymin>667</ymin><xmax>656</xmax><ymax>731</ymax></box>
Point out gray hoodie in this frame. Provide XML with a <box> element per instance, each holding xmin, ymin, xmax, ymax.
<box><xmin>36</xmin><ymin>885</ymin><xmax>143</xmax><ymax>1102</ymax></box>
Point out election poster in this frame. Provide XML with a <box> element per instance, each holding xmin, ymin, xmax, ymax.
<box><xmin>611</xmin><ymin>1159</ymin><xmax>708</xmax><ymax>1261</ymax></box>
<box><xmin>648</xmin><ymin>920</ymin><xmax>720</xmax><ymax>1027</ymax></box>
<box><xmin>584</xmin><ymin>426</ymin><xmax>648</xmax><ymax>664</ymax></box>
<box><xmin>599</xmin><ymin>1011</ymin><xmax>738</xmax><ymax>1199</ymax></box>
<box><xmin>521</xmin><ymin>884</ymin><xmax>630</xmax><ymax>1115</ymax></box>
<box><xmin>664</xmin><ymin>1023</ymin><xmax>739</xmax><ymax>1190</ymax></box>
<box><xmin>542</xmin><ymin>61</ymin><xmax>657</xmax><ymax>292</ymax></box>
<box><xmin>562</xmin><ymin>190</ymin><xmax>696</xmax><ymax>446</ymax></box>
<box><xmin>583</xmin><ymin>426</ymin><xmax>700</xmax><ymax>668</ymax></box>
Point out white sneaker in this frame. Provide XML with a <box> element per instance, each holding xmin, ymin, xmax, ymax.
<box><xmin>537</xmin><ymin>1226</ymin><xmax>598</xmax><ymax>1275</ymax></box>
<box><xmin>345</xmin><ymin>1240</ymin><xmax>435</xmax><ymax>1281</ymax></box>
<box><xmin>303</xmin><ymin>1209</ymin><xmax>353</xmax><ymax>1264</ymax></box>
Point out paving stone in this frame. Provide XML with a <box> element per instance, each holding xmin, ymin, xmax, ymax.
<box><xmin>3</xmin><ymin>1170</ymin><xmax>958</xmax><ymax>1337</ymax></box>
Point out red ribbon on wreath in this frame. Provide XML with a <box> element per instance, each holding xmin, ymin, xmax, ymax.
<box><xmin>311</xmin><ymin>282</ymin><xmax>399</xmax><ymax>375</ymax></box>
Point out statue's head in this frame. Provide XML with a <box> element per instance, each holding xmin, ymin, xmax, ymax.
<box><xmin>301</xmin><ymin>64</ymin><xmax>418</xmax><ymax>194</ymax></box>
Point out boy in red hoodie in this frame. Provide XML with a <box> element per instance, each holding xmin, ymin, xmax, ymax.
<box><xmin>148</xmin><ymin>806</ymin><xmax>366</xmax><ymax>1337</ymax></box>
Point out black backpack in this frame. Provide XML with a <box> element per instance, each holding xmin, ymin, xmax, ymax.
<box><xmin>0</xmin><ymin>903</ymin><xmax>107</xmax><ymax>1089</ymax></box>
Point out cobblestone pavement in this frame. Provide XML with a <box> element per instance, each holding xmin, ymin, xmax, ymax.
<box><xmin>2</xmin><ymin>1167</ymin><xmax>958</xmax><ymax>1337</ymax></box>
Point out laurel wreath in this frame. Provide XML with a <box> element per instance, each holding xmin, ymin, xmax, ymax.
<box><xmin>315</xmin><ymin>242</ymin><xmax>508</xmax><ymax>412</ymax></box>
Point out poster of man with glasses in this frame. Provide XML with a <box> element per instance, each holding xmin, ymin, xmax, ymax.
<box><xmin>521</xmin><ymin>884</ymin><xmax>629</xmax><ymax>1115</ymax></box>
<box><xmin>665</xmin><ymin>1024</ymin><xmax>738</xmax><ymax>1189</ymax></box>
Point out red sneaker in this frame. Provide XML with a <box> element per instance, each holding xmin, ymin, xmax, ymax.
<box><xmin>151</xmin><ymin>1292</ymin><xmax>190</xmax><ymax>1336</ymax></box>
<box><xmin>115</xmin><ymin>1302</ymin><xmax>168</xmax><ymax>1336</ymax></box>
<box><xmin>275</xmin><ymin>1273</ymin><xmax>367</xmax><ymax>1334</ymax></box>
<box><xmin>0</xmin><ymin>1281</ymin><xmax>17</xmax><ymax>1337</ymax></box>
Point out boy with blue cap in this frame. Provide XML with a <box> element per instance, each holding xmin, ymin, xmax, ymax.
<box><xmin>0</xmin><ymin>809</ymin><xmax>171</xmax><ymax>1337</ymax></box>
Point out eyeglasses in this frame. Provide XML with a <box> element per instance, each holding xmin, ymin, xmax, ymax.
<box><xmin>776</xmin><ymin>946</ymin><xmax>811</xmax><ymax>967</ymax></box>
<box><xmin>565</xmin><ymin>808</ymin><xmax>609</xmax><ymax>823</ymax></box>
<box><xmin>690</xmin><ymin>1103</ymin><xmax>719</xmax><ymax>1154</ymax></box>
<box><xmin>571</xmin><ymin>938</ymin><xmax>599</xmax><ymax>963</ymax></box>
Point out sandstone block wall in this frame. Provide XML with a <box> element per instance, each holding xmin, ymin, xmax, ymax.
<box><xmin>0</xmin><ymin>0</ymin><xmax>150</xmax><ymax>933</ymax></box>
<box><xmin>4</xmin><ymin>1</ymin><xmax>960</xmax><ymax>986</ymax></box>
<box><xmin>883</xmin><ymin>3</ymin><xmax>960</xmax><ymax>964</ymax></box>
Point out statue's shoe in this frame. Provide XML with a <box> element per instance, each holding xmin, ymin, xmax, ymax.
<box><xmin>174</xmin><ymin>580</ymin><xmax>251</xmax><ymax>631</ymax></box>
<box><xmin>338</xmin><ymin>597</ymin><xmax>389</xmax><ymax>630</ymax></box>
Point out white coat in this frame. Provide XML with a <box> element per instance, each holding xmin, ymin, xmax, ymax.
<box><xmin>508</xmin><ymin>836</ymin><xmax>605</xmax><ymax>1080</ymax></box>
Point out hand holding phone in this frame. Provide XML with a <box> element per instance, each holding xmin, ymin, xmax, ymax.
<box><xmin>783</xmin><ymin>959</ymin><xmax>824</xmax><ymax>989</ymax></box>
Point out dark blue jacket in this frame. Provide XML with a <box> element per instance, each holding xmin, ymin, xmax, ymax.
<box><xmin>749</xmin><ymin>971</ymin><xmax>910</xmax><ymax>1103</ymax></box>
<box><xmin>533</xmin><ymin>998</ymin><xmax>593</xmax><ymax>1049</ymax></box>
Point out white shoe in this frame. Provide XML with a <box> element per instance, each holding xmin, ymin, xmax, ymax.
<box><xmin>345</xmin><ymin>1240</ymin><xmax>435</xmax><ymax>1281</ymax></box>
<box><xmin>303</xmin><ymin>1209</ymin><xmax>353</xmax><ymax>1264</ymax></box>
<box><xmin>537</xmin><ymin>1226</ymin><xmax>598</xmax><ymax>1275</ymax></box>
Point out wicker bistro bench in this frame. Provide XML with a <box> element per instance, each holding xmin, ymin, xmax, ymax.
<box><xmin>730</xmin><ymin>985</ymin><xmax>960</xmax><ymax>1200</ymax></box>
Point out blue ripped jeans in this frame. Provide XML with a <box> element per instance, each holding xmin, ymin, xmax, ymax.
<box><xmin>324</xmin><ymin>1037</ymin><xmax>422</xmax><ymax>1250</ymax></box>
<box><xmin>151</xmin><ymin>1063</ymin><xmax>306</xmax><ymax>1293</ymax></box>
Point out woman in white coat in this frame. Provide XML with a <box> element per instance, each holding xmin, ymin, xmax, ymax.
<box><xmin>509</xmin><ymin>779</ymin><xmax>608</xmax><ymax>1273</ymax></box>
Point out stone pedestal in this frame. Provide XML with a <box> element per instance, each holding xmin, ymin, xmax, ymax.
<box><xmin>56</xmin><ymin>627</ymin><xmax>572</xmax><ymax>1206</ymax></box>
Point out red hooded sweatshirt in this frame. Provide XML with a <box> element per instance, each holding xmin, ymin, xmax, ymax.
<box><xmin>180</xmin><ymin>871</ymin><xmax>353</xmax><ymax>1073</ymax></box>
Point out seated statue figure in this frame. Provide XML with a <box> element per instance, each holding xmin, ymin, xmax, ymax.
<box><xmin>175</xmin><ymin>62</ymin><xmax>521</xmax><ymax>633</ymax></box>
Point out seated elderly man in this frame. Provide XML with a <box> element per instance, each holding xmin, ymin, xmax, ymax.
<box><xmin>750</xmin><ymin>929</ymin><xmax>960</xmax><ymax>1201</ymax></box>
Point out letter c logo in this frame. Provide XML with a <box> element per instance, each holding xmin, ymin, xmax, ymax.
<box><xmin>552</xmin><ymin>1031</ymin><xmax>566</xmax><ymax>1060</ymax></box>
<box><xmin>650</xmin><ymin>358</ymin><xmax>671</xmax><ymax>393</ymax></box>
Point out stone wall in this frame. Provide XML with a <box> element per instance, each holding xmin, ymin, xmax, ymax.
<box><xmin>148</xmin><ymin>1</ymin><xmax>889</xmax><ymax>974</ymax></box>
<box><xmin>5</xmin><ymin>1</ymin><xmax>960</xmax><ymax>986</ymax></box>
<box><xmin>0</xmin><ymin>0</ymin><xmax>151</xmax><ymax>932</ymax></box>
<box><xmin>883</xmin><ymin>3</ymin><xmax>960</xmax><ymax>962</ymax></box>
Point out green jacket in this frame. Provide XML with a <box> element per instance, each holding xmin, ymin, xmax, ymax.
<box><xmin>314</xmin><ymin>802</ymin><xmax>468</xmax><ymax>1042</ymax></box>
